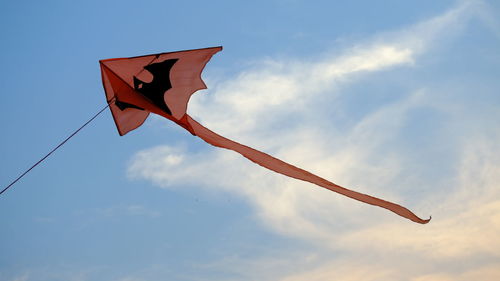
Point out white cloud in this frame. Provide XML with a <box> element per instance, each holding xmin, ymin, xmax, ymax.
<box><xmin>188</xmin><ymin>42</ymin><xmax>415</xmax><ymax>140</ymax></box>
<box><xmin>127</xmin><ymin>0</ymin><xmax>500</xmax><ymax>280</ymax></box>
<box><xmin>96</xmin><ymin>204</ymin><xmax>161</xmax><ymax>218</ymax></box>
<box><xmin>9</xmin><ymin>273</ymin><xmax>30</xmax><ymax>281</ymax></box>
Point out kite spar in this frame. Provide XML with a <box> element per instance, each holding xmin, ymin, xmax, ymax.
<box><xmin>100</xmin><ymin>46</ymin><xmax>431</xmax><ymax>224</ymax></box>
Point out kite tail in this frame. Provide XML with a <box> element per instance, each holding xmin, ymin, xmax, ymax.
<box><xmin>184</xmin><ymin>115</ymin><xmax>430</xmax><ymax>224</ymax></box>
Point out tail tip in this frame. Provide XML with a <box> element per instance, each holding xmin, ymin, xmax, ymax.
<box><xmin>421</xmin><ymin>216</ymin><xmax>432</xmax><ymax>224</ymax></box>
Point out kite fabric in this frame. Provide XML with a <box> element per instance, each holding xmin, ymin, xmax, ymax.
<box><xmin>99</xmin><ymin>46</ymin><xmax>430</xmax><ymax>224</ymax></box>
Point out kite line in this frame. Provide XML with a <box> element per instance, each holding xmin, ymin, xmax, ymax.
<box><xmin>0</xmin><ymin>102</ymin><xmax>112</xmax><ymax>196</ymax></box>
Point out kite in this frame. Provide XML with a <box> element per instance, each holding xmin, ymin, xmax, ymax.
<box><xmin>99</xmin><ymin>46</ymin><xmax>430</xmax><ymax>224</ymax></box>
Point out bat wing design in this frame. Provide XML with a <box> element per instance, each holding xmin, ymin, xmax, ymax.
<box><xmin>133</xmin><ymin>58</ymin><xmax>178</xmax><ymax>115</ymax></box>
<box><xmin>100</xmin><ymin>46</ymin><xmax>222</xmax><ymax>135</ymax></box>
<box><xmin>100</xmin><ymin>46</ymin><xmax>430</xmax><ymax>224</ymax></box>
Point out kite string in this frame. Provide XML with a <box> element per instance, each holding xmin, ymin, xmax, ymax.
<box><xmin>3</xmin><ymin>55</ymin><xmax>175</xmax><ymax>196</ymax></box>
<box><xmin>0</xmin><ymin>101</ymin><xmax>113</xmax><ymax>196</ymax></box>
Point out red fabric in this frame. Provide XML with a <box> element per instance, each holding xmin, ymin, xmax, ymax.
<box><xmin>100</xmin><ymin>46</ymin><xmax>430</xmax><ymax>224</ymax></box>
<box><xmin>100</xmin><ymin>46</ymin><xmax>222</xmax><ymax>135</ymax></box>
<box><xmin>186</xmin><ymin>116</ymin><xmax>430</xmax><ymax>224</ymax></box>
<box><xmin>100</xmin><ymin>63</ymin><xmax>151</xmax><ymax>135</ymax></box>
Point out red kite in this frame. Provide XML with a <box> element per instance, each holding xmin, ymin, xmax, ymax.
<box><xmin>99</xmin><ymin>46</ymin><xmax>430</xmax><ymax>224</ymax></box>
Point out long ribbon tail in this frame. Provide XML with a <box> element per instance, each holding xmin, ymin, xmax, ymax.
<box><xmin>184</xmin><ymin>115</ymin><xmax>430</xmax><ymax>224</ymax></box>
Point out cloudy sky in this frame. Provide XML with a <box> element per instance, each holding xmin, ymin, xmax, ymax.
<box><xmin>1</xmin><ymin>0</ymin><xmax>500</xmax><ymax>280</ymax></box>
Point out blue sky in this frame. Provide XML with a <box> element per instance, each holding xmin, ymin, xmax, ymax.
<box><xmin>1</xmin><ymin>0</ymin><xmax>500</xmax><ymax>280</ymax></box>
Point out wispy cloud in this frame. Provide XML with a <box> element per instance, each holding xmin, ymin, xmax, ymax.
<box><xmin>8</xmin><ymin>272</ymin><xmax>30</xmax><ymax>281</ymax></box>
<box><xmin>127</xmin><ymin>0</ymin><xmax>500</xmax><ymax>280</ymax></box>
<box><xmin>94</xmin><ymin>204</ymin><xmax>161</xmax><ymax>218</ymax></box>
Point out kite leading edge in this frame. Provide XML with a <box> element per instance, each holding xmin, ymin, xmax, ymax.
<box><xmin>99</xmin><ymin>46</ymin><xmax>430</xmax><ymax>224</ymax></box>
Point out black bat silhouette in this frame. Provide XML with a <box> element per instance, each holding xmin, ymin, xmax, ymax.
<box><xmin>127</xmin><ymin>58</ymin><xmax>179</xmax><ymax>115</ymax></box>
<box><xmin>114</xmin><ymin>99</ymin><xmax>144</xmax><ymax>111</ymax></box>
